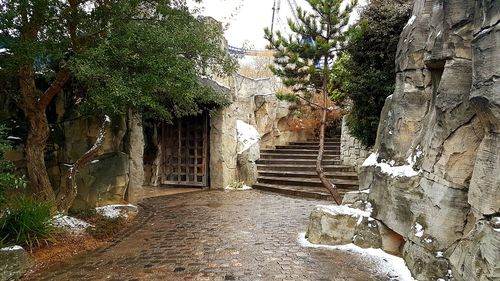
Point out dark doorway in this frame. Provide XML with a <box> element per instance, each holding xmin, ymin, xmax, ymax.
<box><xmin>161</xmin><ymin>112</ymin><xmax>209</xmax><ymax>187</ymax></box>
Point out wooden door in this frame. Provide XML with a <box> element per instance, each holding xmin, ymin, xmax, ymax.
<box><xmin>161</xmin><ymin>113</ymin><xmax>209</xmax><ymax>187</ymax></box>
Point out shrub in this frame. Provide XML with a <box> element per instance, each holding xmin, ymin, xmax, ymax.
<box><xmin>229</xmin><ymin>181</ymin><xmax>246</xmax><ymax>190</ymax></box>
<box><xmin>0</xmin><ymin>196</ymin><xmax>55</xmax><ymax>248</ymax></box>
<box><xmin>69</xmin><ymin>208</ymin><xmax>126</xmax><ymax>240</ymax></box>
<box><xmin>86</xmin><ymin>216</ymin><xmax>125</xmax><ymax>240</ymax></box>
<box><xmin>0</xmin><ymin>125</ymin><xmax>25</xmax><ymax>208</ymax></box>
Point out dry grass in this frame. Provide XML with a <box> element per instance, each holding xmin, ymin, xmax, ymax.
<box><xmin>29</xmin><ymin>232</ymin><xmax>109</xmax><ymax>272</ymax></box>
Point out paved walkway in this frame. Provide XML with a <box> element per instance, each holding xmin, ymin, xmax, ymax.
<box><xmin>29</xmin><ymin>190</ymin><xmax>394</xmax><ymax>281</ymax></box>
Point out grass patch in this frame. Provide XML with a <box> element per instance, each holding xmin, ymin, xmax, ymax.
<box><xmin>0</xmin><ymin>196</ymin><xmax>56</xmax><ymax>248</ymax></box>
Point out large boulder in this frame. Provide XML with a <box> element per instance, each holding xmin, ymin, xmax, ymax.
<box><xmin>356</xmin><ymin>0</ymin><xmax>500</xmax><ymax>280</ymax></box>
<box><xmin>0</xmin><ymin>246</ymin><xmax>33</xmax><ymax>281</ymax></box>
<box><xmin>306</xmin><ymin>205</ymin><xmax>370</xmax><ymax>245</ymax></box>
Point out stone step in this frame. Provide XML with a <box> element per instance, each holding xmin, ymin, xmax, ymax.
<box><xmin>289</xmin><ymin>141</ymin><xmax>341</xmax><ymax>146</ymax></box>
<box><xmin>257</xmin><ymin>170</ymin><xmax>358</xmax><ymax>180</ymax></box>
<box><xmin>275</xmin><ymin>145</ymin><xmax>340</xmax><ymax>150</ymax></box>
<box><xmin>259</xmin><ymin>153</ymin><xmax>340</xmax><ymax>160</ymax></box>
<box><xmin>256</xmin><ymin>159</ymin><xmax>342</xmax><ymax>165</ymax></box>
<box><xmin>307</xmin><ymin>138</ymin><xmax>340</xmax><ymax>142</ymax></box>
<box><xmin>260</xmin><ymin>149</ymin><xmax>340</xmax><ymax>155</ymax></box>
<box><xmin>257</xmin><ymin>176</ymin><xmax>358</xmax><ymax>188</ymax></box>
<box><xmin>256</xmin><ymin>164</ymin><xmax>355</xmax><ymax>172</ymax></box>
<box><xmin>252</xmin><ymin>183</ymin><xmax>353</xmax><ymax>200</ymax></box>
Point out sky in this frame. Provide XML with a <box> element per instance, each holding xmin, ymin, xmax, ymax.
<box><xmin>189</xmin><ymin>0</ymin><xmax>366</xmax><ymax>50</ymax></box>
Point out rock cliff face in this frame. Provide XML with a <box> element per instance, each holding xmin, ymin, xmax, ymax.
<box><xmin>359</xmin><ymin>1</ymin><xmax>499</xmax><ymax>280</ymax></box>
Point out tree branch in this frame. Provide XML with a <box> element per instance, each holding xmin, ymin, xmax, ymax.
<box><xmin>56</xmin><ymin>115</ymin><xmax>111</xmax><ymax>213</ymax></box>
<box><xmin>296</xmin><ymin>94</ymin><xmax>333</xmax><ymax>111</ymax></box>
<box><xmin>39</xmin><ymin>66</ymin><xmax>71</xmax><ymax>109</ymax></box>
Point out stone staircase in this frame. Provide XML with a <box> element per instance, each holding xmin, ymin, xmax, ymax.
<box><xmin>253</xmin><ymin>137</ymin><xmax>359</xmax><ymax>200</ymax></box>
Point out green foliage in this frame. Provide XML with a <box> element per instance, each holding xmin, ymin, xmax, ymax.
<box><xmin>333</xmin><ymin>0</ymin><xmax>412</xmax><ymax>146</ymax></box>
<box><xmin>265</xmin><ymin>0</ymin><xmax>357</xmax><ymax>94</ymax></box>
<box><xmin>275</xmin><ymin>91</ymin><xmax>299</xmax><ymax>103</ymax></box>
<box><xmin>0</xmin><ymin>196</ymin><xmax>55</xmax><ymax>248</ymax></box>
<box><xmin>229</xmin><ymin>181</ymin><xmax>246</xmax><ymax>190</ymax></box>
<box><xmin>0</xmin><ymin>125</ymin><xmax>24</xmax><ymax>207</ymax></box>
<box><xmin>0</xmin><ymin>0</ymin><xmax>236</xmax><ymax>121</ymax></box>
<box><xmin>328</xmin><ymin>52</ymin><xmax>351</xmax><ymax>106</ymax></box>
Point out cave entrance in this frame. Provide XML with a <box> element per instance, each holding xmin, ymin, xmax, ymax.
<box><xmin>160</xmin><ymin>112</ymin><xmax>209</xmax><ymax>187</ymax></box>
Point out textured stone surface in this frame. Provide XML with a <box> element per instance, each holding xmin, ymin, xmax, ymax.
<box><xmin>353</xmin><ymin>217</ymin><xmax>382</xmax><ymax>249</ymax></box>
<box><xmin>340</xmin><ymin>116</ymin><xmax>372</xmax><ymax>169</ymax></box>
<box><xmin>126</xmin><ymin>111</ymin><xmax>145</xmax><ymax>203</ymax></box>
<box><xmin>0</xmin><ymin>246</ymin><xmax>33</xmax><ymax>281</ymax></box>
<box><xmin>237</xmin><ymin>142</ymin><xmax>260</xmax><ymax>186</ymax></box>
<box><xmin>358</xmin><ymin>0</ymin><xmax>500</xmax><ymax>280</ymax></box>
<box><xmin>27</xmin><ymin>191</ymin><xmax>396</xmax><ymax>281</ymax></box>
<box><xmin>306</xmin><ymin>206</ymin><xmax>363</xmax><ymax>245</ymax></box>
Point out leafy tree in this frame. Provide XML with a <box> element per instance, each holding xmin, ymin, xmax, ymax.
<box><xmin>265</xmin><ymin>0</ymin><xmax>357</xmax><ymax>205</ymax></box>
<box><xmin>0</xmin><ymin>0</ymin><xmax>235</xmax><ymax>211</ymax></box>
<box><xmin>333</xmin><ymin>0</ymin><xmax>411</xmax><ymax>146</ymax></box>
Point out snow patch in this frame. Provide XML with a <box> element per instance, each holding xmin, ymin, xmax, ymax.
<box><xmin>52</xmin><ymin>215</ymin><xmax>92</xmax><ymax>234</ymax></box>
<box><xmin>224</xmin><ymin>185</ymin><xmax>252</xmax><ymax>191</ymax></box>
<box><xmin>7</xmin><ymin>136</ymin><xmax>21</xmax><ymax>141</ymax></box>
<box><xmin>436</xmin><ymin>251</ymin><xmax>444</xmax><ymax>258</ymax></box>
<box><xmin>95</xmin><ymin>204</ymin><xmax>137</xmax><ymax>219</ymax></box>
<box><xmin>0</xmin><ymin>245</ymin><xmax>23</xmax><ymax>251</ymax></box>
<box><xmin>361</xmin><ymin>151</ymin><xmax>422</xmax><ymax>178</ymax></box>
<box><xmin>236</xmin><ymin>120</ymin><xmax>260</xmax><ymax>154</ymax></box>
<box><xmin>104</xmin><ymin>115</ymin><xmax>111</xmax><ymax>123</ymax></box>
<box><xmin>414</xmin><ymin>223</ymin><xmax>424</xmax><ymax>238</ymax></box>
<box><xmin>298</xmin><ymin>233</ymin><xmax>416</xmax><ymax>281</ymax></box>
<box><xmin>315</xmin><ymin>205</ymin><xmax>371</xmax><ymax>218</ymax></box>
<box><xmin>90</xmin><ymin>160</ymin><xmax>99</xmax><ymax>164</ymax></box>
<box><xmin>404</xmin><ymin>15</ymin><xmax>416</xmax><ymax>29</ymax></box>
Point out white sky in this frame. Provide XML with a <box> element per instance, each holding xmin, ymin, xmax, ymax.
<box><xmin>189</xmin><ymin>0</ymin><xmax>366</xmax><ymax>50</ymax></box>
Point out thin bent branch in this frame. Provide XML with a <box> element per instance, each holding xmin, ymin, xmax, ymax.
<box><xmin>56</xmin><ymin>115</ymin><xmax>111</xmax><ymax>213</ymax></box>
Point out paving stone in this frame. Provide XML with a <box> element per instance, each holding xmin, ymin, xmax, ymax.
<box><xmin>26</xmin><ymin>190</ymin><xmax>395</xmax><ymax>281</ymax></box>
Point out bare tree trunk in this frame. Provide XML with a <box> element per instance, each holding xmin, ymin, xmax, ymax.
<box><xmin>316</xmin><ymin>57</ymin><xmax>342</xmax><ymax>205</ymax></box>
<box><xmin>56</xmin><ymin>116</ymin><xmax>111</xmax><ymax>213</ymax></box>
<box><xmin>19</xmin><ymin>65</ymin><xmax>56</xmax><ymax>201</ymax></box>
<box><xmin>24</xmin><ymin>106</ymin><xmax>55</xmax><ymax>201</ymax></box>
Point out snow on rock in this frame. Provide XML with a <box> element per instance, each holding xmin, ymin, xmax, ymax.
<box><xmin>298</xmin><ymin>232</ymin><xmax>416</xmax><ymax>281</ymax></box>
<box><xmin>361</xmin><ymin>151</ymin><xmax>422</xmax><ymax>178</ymax></box>
<box><xmin>414</xmin><ymin>223</ymin><xmax>424</xmax><ymax>238</ymax></box>
<box><xmin>236</xmin><ymin>120</ymin><xmax>260</xmax><ymax>154</ymax></box>
<box><xmin>224</xmin><ymin>185</ymin><xmax>252</xmax><ymax>191</ymax></box>
<box><xmin>0</xmin><ymin>245</ymin><xmax>23</xmax><ymax>251</ymax></box>
<box><xmin>404</xmin><ymin>15</ymin><xmax>417</xmax><ymax>29</ymax></box>
<box><xmin>315</xmin><ymin>205</ymin><xmax>371</xmax><ymax>218</ymax></box>
<box><xmin>95</xmin><ymin>204</ymin><xmax>138</xmax><ymax>219</ymax></box>
<box><xmin>52</xmin><ymin>215</ymin><xmax>92</xmax><ymax>234</ymax></box>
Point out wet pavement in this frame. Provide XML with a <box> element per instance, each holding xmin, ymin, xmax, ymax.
<box><xmin>28</xmin><ymin>190</ymin><xmax>395</xmax><ymax>281</ymax></box>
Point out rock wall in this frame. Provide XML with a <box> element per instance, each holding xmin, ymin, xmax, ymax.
<box><xmin>340</xmin><ymin>116</ymin><xmax>371</xmax><ymax>169</ymax></box>
<box><xmin>209</xmin><ymin>73</ymin><xmax>312</xmax><ymax>188</ymax></box>
<box><xmin>4</xmin><ymin>93</ymin><xmax>145</xmax><ymax>209</ymax></box>
<box><xmin>358</xmin><ymin>1</ymin><xmax>499</xmax><ymax>280</ymax></box>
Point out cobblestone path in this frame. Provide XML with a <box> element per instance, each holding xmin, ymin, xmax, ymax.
<box><xmin>30</xmin><ymin>190</ymin><xmax>394</xmax><ymax>281</ymax></box>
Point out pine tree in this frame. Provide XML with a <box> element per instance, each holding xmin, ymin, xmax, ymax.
<box><xmin>265</xmin><ymin>0</ymin><xmax>357</xmax><ymax>205</ymax></box>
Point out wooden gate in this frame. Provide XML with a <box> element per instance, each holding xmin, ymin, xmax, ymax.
<box><xmin>161</xmin><ymin>113</ymin><xmax>209</xmax><ymax>187</ymax></box>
